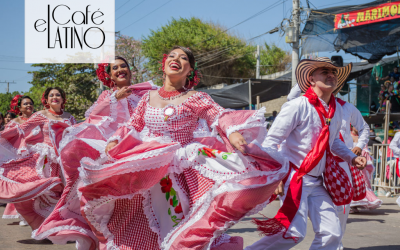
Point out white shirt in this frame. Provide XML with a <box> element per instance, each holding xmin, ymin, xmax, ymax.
<box><xmin>287</xmin><ymin>84</ymin><xmax>302</xmax><ymax>101</ymax></box>
<box><xmin>288</xmin><ymin>84</ymin><xmax>370</xmax><ymax>150</ymax></box>
<box><xmin>389</xmin><ymin>132</ymin><xmax>400</xmax><ymax>158</ymax></box>
<box><xmin>263</xmin><ymin>96</ymin><xmax>356</xmax><ymax>179</ymax></box>
<box><xmin>339</xmin><ymin>101</ymin><xmax>370</xmax><ymax>150</ymax></box>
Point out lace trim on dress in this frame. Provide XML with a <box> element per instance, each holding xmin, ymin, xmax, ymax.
<box><xmin>161</xmin><ymin>154</ymin><xmax>289</xmax><ymax>249</ymax></box>
<box><xmin>2</xmin><ymin>214</ymin><xmax>20</xmax><ymax>219</ymax></box>
<box><xmin>84</xmin><ymin>90</ymin><xmax>112</xmax><ymax>119</ymax></box>
<box><xmin>32</xmin><ymin>225</ymin><xmax>97</xmax><ymax>243</ymax></box>
<box><xmin>141</xmin><ymin>189</ymin><xmax>162</xmax><ymax>245</ymax></box>
<box><xmin>225</xmin><ymin>107</ymin><xmax>267</xmax><ymax>138</ymax></box>
<box><xmin>79</xmin><ymin>146</ymin><xmax>180</xmax><ymax>185</ymax></box>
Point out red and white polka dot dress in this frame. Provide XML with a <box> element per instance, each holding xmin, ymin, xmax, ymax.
<box><xmin>79</xmin><ymin>91</ymin><xmax>288</xmax><ymax>250</ymax></box>
<box><xmin>0</xmin><ymin>112</ymin><xmax>75</xmax><ymax>230</ymax></box>
<box><xmin>33</xmin><ymin>81</ymin><xmax>157</xmax><ymax>250</ymax></box>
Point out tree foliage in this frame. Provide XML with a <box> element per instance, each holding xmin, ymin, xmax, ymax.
<box><xmin>26</xmin><ymin>63</ymin><xmax>98</xmax><ymax>120</ymax></box>
<box><xmin>115</xmin><ymin>34</ymin><xmax>151</xmax><ymax>84</ymax></box>
<box><xmin>0</xmin><ymin>91</ymin><xmax>22</xmax><ymax>115</ymax></box>
<box><xmin>141</xmin><ymin>17</ymin><xmax>289</xmax><ymax>86</ymax></box>
<box><xmin>259</xmin><ymin>42</ymin><xmax>291</xmax><ymax>75</ymax></box>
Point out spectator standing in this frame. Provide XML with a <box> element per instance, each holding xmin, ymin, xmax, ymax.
<box><xmin>380</xmin><ymin>66</ymin><xmax>400</xmax><ymax>82</ymax></box>
<box><xmin>266</xmin><ymin>110</ymin><xmax>278</xmax><ymax>122</ymax></box>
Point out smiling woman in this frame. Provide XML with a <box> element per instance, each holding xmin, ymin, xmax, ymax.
<box><xmin>0</xmin><ymin>87</ymin><xmax>76</xmax><ymax>233</ymax></box>
<box><xmin>79</xmin><ymin>46</ymin><xmax>288</xmax><ymax>250</ymax></box>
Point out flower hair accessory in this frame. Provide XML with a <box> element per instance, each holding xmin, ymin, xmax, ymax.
<box><xmin>9</xmin><ymin>94</ymin><xmax>23</xmax><ymax>115</ymax></box>
<box><xmin>97</xmin><ymin>63</ymin><xmax>114</xmax><ymax>89</ymax></box>
<box><xmin>41</xmin><ymin>92</ymin><xmax>50</xmax><ymax>109</ymax></box>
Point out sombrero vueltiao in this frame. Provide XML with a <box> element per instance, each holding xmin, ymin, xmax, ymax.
<box><xmin>295</xmin><ymin>57</ymin><xmax>352</xmax><ymax>95</ymax></box>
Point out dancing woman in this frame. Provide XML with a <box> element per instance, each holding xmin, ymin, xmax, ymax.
<box><xmin>2</xmin><ymin>95</ymin><xmax>35</xmax><ymax>223</ymax></box>
<box><xmin>33</xmin><ymin>56</ymin><xmax>156</xmax><ymax>250</ymax></box>
<box><xmin>79</xmin><ymin>46</ymin><xmax>288</xmax><ymax>250</ymax></box>
<box><xmin>0</xmin><ymin>87</ymin><xmax>75</xmax><ymax>230</ymax></box>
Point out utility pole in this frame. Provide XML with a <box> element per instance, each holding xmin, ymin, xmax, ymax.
<box><xmin>292</xmin><ymin>0</ymin><xmax>300</xmax><ymax>87</ymax></box>
<box><xmin>256</xmin><ymin>45</ymin><xmax>260</xmax><ymax>79</ymax></box>
<box><xmin>0</xmin><ymin>81</ymin><xmax>16</xmax><ymax>93</ymax></box>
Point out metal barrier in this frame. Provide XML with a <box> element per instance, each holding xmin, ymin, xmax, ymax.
<box><xmin>371</xmin><ymin>144</ymin><xmax>400</xmax><ymax>194</ymax></box>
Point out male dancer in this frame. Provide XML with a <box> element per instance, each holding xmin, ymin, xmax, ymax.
<box><xmin>246</xmin><ymin>57</ymin><xmax>366</xmax><ymax>250</ymax></box>
<box><xmin>287</xmin><ymin>72</ymin><xmax>370</xmax><ymax>250</ymax></box>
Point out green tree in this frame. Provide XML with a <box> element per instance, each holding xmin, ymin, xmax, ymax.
<box><xmin>27</xmin><ymin>63</ymin><xmax>98</xmax><ymax>120</ymax></box>
<box><xmin>259</xmin><ymin>42</ymin><xmax>291</xmax><ymax>75</ymax></box>
<box><xmin>0</xmin><ymin>91</ymin><xmax>22</xmax><ymax>115</ymax></box>
<box><xmin>142</xmin><ymin>17</ymin><xmax>256</xmax><ymax>86</ymax></box>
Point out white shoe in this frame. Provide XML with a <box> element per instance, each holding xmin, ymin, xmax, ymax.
<box><xmin>19</xmin><ymin>220</ymin><xmax>28</xmax><ymax>226</ymax></box>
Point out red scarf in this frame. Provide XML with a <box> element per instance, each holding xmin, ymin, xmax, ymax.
<box><xmin>253</xmin><ymin>87</ymin><xmax>337</xmax><ymax>241</ymax></box>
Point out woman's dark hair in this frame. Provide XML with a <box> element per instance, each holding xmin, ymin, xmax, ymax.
<box><xmin>5</xmin><ymin>111</ymin><xmax>17</xmax><ymax>119</ymax></box>
<box><xmin>168</xmin><ymin>46</ymin><xmax>195</xmax><ymax>69</ymax></box>
<box><xmin>18</xmin><ymin>95</ymin><xmax>34</xmax><ymax>107</ymax></box>
<box><xmin>106</xmin><ymin>56</ymin><xmax>131</xmax><ymax>74</ymax></box>
<box><xmin>0</xmin><ymin>112</ymin><xmax>4</xmax><ymax>125</ymax></box>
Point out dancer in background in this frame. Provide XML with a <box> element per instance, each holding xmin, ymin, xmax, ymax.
<box><xmin>247</xmin><ymin>57</ymin><xmax>366</xmax><ymax>250</ymax></box>
<box><xmin>78</xmin><ymin>46</ymin><xmax>288</xmax><ymax>250</ymax></box>
<box><xmin>0</xmin><ymin>87</ymin><xmax>75</xmax><ymax>231</ymax></box>
<box><xmin>33</xmin><ymin>56</ymin><xmax>157</xmax><ymax>250</ymax></box>
<box><xmin>389</xmin><ymin>131</ymin><xmax>400</xmax><ymax>207</ymax></box>
<box><xmin>350</xmin><ymin>127</ymin><xmax>382</xmax><ymax>212</ymax></box>
<box><xmin>2</xmin><ymin>95</ymin><xmax>35</xmax><ymax>225</ymax></box>
<box><xmin>0</xmin><ymin>112</ymin><xmax>4</xmax><ymax>131</ymax></box>
<box><xmin>4</xmin><ymin>111</ymin><xmax>16</xmax><ymax>125</ymax></box>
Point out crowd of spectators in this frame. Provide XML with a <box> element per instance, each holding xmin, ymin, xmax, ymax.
<box><xmin>378</xmin><ymin>67</ymin><xmax>400</xmax><ymax>113</ymax></box>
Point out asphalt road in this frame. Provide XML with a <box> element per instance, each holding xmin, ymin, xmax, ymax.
<box><xmin>0</xmin><ymin>197</ymin><xmax>399</xmax><ymax>249</ymax></box>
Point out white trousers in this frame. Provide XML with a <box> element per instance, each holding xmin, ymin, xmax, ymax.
<box><xmin>335</xmin><ymin>162</ymin><xmax>353</xmax><ymax>250</ymax></box>
<box><xmin>245</xmin><ymin>173</ymin><xmax>341</xmax><ymax>250</ymax></box>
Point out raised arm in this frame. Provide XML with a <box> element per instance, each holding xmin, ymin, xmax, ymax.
<box><xmin>348</xmin><ymin>103</ymin><xmax>370</xmax><ymax>151</ymax></box>
<box><xmin>287</xmin><ymin>84</ymin><xmax>302</xmax><ymax>101</ymax></box>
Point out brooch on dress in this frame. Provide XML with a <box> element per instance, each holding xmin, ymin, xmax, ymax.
<box><xmin>163</xmin><ymin>105</ymin><xmax>176</xmax><ymax>121</ymax></box>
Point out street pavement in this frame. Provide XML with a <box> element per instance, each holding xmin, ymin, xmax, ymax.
<box><xmin>0</xmin><ymin>197</ymin><xmax>399</xmax><ymax>249</ymax></box>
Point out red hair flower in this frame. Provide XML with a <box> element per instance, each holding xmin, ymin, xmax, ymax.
<box><xmin>9</xmin><ymin>94</ymin><xmax>23</xmax><ymax>115</ymax></box>
<box><xmin>97</xmin><ymin>63</ymin><xmax>114</xmax><ymax>89</ymax></box>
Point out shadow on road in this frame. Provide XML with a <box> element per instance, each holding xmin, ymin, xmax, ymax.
<box><xmin>347</xmin><ymin>218</ymin><xmax>385</xmax><ymax>224</ymax></box>
<box><xmin>7</xmin><ymin>221</ymin><xmax>20</xmax><ymax>225</ymax></box>
<box><xmin>17</xmin><ymin>239</ymin><xmax>53</xmax><ymax>245</ymax></box>
<box><xmin>345</xmin><ymin>245</ymin><xmax>400</xmax><ymax>250</ymax></box>
<box><xmin>227</xmin><ymin>227</ymin><xmax>259</xmax><ymax>233</ymax></box>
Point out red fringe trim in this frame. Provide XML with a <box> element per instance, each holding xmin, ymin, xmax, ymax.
<box><xmin>252</xmin><ymin>214</ymin><xmax>299</xmax><ymax>243</ymax></box>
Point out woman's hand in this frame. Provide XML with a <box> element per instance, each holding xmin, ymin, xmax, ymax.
<box><xmin>115</xmin><ymin>86</ymin><xmax>132</xmax><ymax>100</ymax></box>
<box><xmin>274</xmin><ymin>181</ymin><xmax>284</xmax><ymax>196</ymax></box>
<box><xmin>105</xmin><ymin>140</ymin><xmax>118</xmax><ymax>154</ymax></box>
<box><xmin>228</xmin><ymin>132</ymin><xmax>247</xmax><ymax>154</ymax></box>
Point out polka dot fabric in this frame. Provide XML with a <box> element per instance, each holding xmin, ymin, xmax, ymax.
<box><xmin>108</xmin><ymin>195</ymin><xmax>159</xmax><ymax>250</ymax></box>
<box><xmin>79</xmin><ymin>90</ymin><xmax>286</xmax><ymax>249</ymax></box>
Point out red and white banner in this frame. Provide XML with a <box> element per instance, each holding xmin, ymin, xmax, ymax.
<box><xmin>334</xmin><ymin>1</ymin><xmax>400</xmax><ymax>30</ymax></box>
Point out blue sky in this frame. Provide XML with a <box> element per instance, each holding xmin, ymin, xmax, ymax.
<box><xmin>0</xmin><ymin>0</ymin><xmax>373</xmax><ymax>94</ymax></box>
